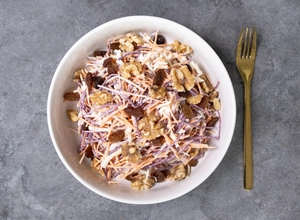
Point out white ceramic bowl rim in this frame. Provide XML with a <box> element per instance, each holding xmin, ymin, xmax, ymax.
<box><xmin>47</xmin><ymin>15</ymin><xmax>236</xmax><ymax>204</ymax></box>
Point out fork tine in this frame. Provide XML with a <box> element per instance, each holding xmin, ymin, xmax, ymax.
<box><xmin>251</xmin><ymin>28</ymin><xmax>257</xmax><ymax>59</ymax></box>
<box><xmin>237</xmin><ymin>28</ymin><xmax>244</xmax><ymax>58</ymax></box>
<box><xmin>242</xmin><ymin>28</ymin><xmax>249</xmax><ymax>59</ymax></box>
<box><xmin>246</xmin><ymin>28</ymin><xmax>252</xmax><ymax>58</ymax></box>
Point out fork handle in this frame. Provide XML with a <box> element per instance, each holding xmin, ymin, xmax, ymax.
<box><xmin>244</xmin><ymin>81</ymin><xmax>253</xmax><ymax>190</ymax></box>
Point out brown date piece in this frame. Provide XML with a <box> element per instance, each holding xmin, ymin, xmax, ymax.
<box><xmin>206</xmin><ymin>117</ymin><xmax>219</xmax><ymax>127</ymax></box>
<box><xmin>151</xmin><ymin>136</ymin><xmax>165</xmax><ymax>146</ymax></box>
<box><xmin>188</xmin><ymin>159</ymin><xmax>198</xmax><ymax>167</ymax></box>
<box><xmin>124</xmin><ymin>106</ymin><xmax>144</xmax><ymax>117</ymax></box>
<box><xmin>85</xmin><ymin>72</ymin><xmax>93</xmax><ymax>92</ymax></box>
<box><xmin>93</xmin><ymin>50</ymin><xmax>107</xmax><ymax>57</ymax></box>
<box><xmin>181</xmin><ymin>103</ymin><xmax>193</xmax><ymax>119</ymax></box>
<box><xmin>153</xmin><ymin>69</ymin><xmax>165</xmax><ymax>86</ymax></box>
<box><xmin>85</xmin><ymin>145</ymin><xmax>94</xmax><ymax>158</ymax></box>
<box><xmin>63</xmin><ymin>92</ymin><xmax>80</xmax><ymax>101</ymax></box>
<box><xmin>103</xmin><ymin>57</ymin><xmax>114</xmax><ymax>67</ymax></box>
<box><xmin>110</xmin><ymin>42</ymin><xmax>120</xmax><ymax>50</ymax></box>
<box><xmin>198</xmin><ymin>95</ymin><xmax>209</xmax><ymax>109</ymax></box>
<box><xmin>151</xmin><ymin>170</ymin><xmax>166</xmax><ymax>182</ymax></box>
<box><xmin>108</xmin><ymin>130</ymin><xmax>125</xmax><ymax>143</ymax></box>
<box><xmin>178</xmin><ymin>90</ymin><xmax>191</xmax><ymax>98</ymax></box>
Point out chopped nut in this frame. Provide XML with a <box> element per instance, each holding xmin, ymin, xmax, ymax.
<box><xmin>171</xmin><ymin>67</ymin><xmax>195</xmax><ymax>92</ymax></box>
<box><xmin>208</xmin><ymin>91</ymin><xmax>219</xmax><ymax>102</ymax></box>
<box><xmin>122</xmin><ymin>143</ymin><xmax>141</xmax><ymax>163</ymax></box>
<box><xmin>171</xmin><ymin>68</ymin><xmax>185</xmax><ymax>92</ymax></box>
<box><xmin>138</xmin><ymin>114</ymin><xmax>164</xmax><ymax>140</ymax></box>
<box><xmin>120</xmin><ymin>59</ymin><xmax>142</xmax><ymax>78</ymax></box>
<box><xmin>200</xmin><ymin>74</ymin><xmax>214</xmax><ymax>94</ymax></box>
<box><xmin>172</xmin><ymin>40</ymin><xmax>193</xmax><ymax>54</ymax></box>
<box><xmin>108</xmin><ymin>130</ymin><xmax>125</xmax><ymax>143</ymax></box>
<box><xmin>119</xmin><ymin>33</ymin><xmax>144</xmax><ymax>52</ymax></box>
<box><xmin>131</xmin><ymin>175</ymin><xmax>155</xmax><ymax>190</ymax></box>
<box><xmin>63</xmin><ymin>92</ymin><xmax>80</xmax><ymax>101</ymax></box>
<box><xmin>180</xmin><ymin>65</ymin><xmax>195</xmax><ymax>90</ymax></box>
<box><xmin>213</xmin><ymin>98</ymin><xmax>221</xmax><ymax>110</ymax></box>
<box><xmin>186</xmin><ymin>94</ymin><xmax>203</xmax><ymax>105</ymax></box>
<box><xmin>73</xmin><ymin>70</ymin><xmax>84</xmax><ymax>82</ymax></box>
<box><xmin>167</xmin><ymin>164</ymin><xmax>186</xmax><ymax>181</ymax></box>
<box><xmin>149</xmin><ymin>85</ymin><xmax>166</xmax><ymax>99</ymax></box>
<box><xmin>90</xmin><ymin>91</ymin><xmax>113</xmax><ymax>105</ymax></box>
<box><xmin>66</xmin><ymin>110</ymin><xmax>79</xmax><ymax>122</ymax></box>
<box><xmin>91</xmin><ymin>158</ymin><xmax>104</xmax><ymax>176</ymax></box>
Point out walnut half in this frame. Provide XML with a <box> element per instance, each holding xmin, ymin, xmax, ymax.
<box><xmin>131</xmin><ymin>175</ymin><xmax>155</xmax><ymax>190</ymax></box>
<box><xmin>167</xmin><ymin>164</ymin><xmax>186</xmax><ymax>181</ymax></box>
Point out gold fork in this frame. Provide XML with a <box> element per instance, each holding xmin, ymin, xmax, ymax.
<box><xmin>236</xmin><ymin>28</ymin><xmax>257</xmax><ymax>190</ymax></box>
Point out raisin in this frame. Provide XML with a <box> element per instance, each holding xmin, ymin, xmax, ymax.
<box><xmin>63</xmin><ymin>92</ymin><xmax>80</xmax><ymax>101</ymax></box>
<box><xmin>93</xmin><ymin>76</ymin><xmax>104</xmax><ymax>89</ymax></box>
<box><xmin>152</xmin><ymin>170</ymin><xmax>166</xmax><ymax>182</ymax></box>
<box><xmin>108</xmin><ymin>130</ymin><xmax>125</xmax><ymax>143</ymax></box>
<box><xmin>153</xmin><ymin>69</ymin><xmax>165</xmax><ymax>86</ymax></box>
<box><xmin>93</xmin><ymin>50</ymin><xmax>107</xmax><ymax>57</ymax></box>
<box><xmin>81</xmin><ymin>123</ymin><xmax>89</xmax><ymax>131</ymax></box>
<box><xmin>181</xmin><ymin>103</ymin><xmax>193</xmax><ymax>119</ymax></box>
<box><xmin>124</xmin><ymin>106</ymin><xmax>144</xmax><ymax>117</ymax></box>
<box><xmin>206</xmin><ymin>117</ymin><xmax>219</xmax><ymax>127</ymax></box>
<box><xmin>198</xmin><ymin>95</ymin><xmax>209</xmax><ymax>109</ymax></box>
<box><xmin>85</xmin><ymin>72</ymin><xmax>93</xmax><ymax>92</ymax></box>
<box><xmin>110</xmin><ymin>42</ymin><xmax>120</xmax><ymax>50</ymax></box>
<box><xmin>151</xmin><ymin>136</ymin><xmax>165</xmax><ymax>146</ymax></box>
<box><xmin>188</xmin><ymin>159</ymin><xmax>198</xmax><ymax>167</ymax></box>
<box><xmin>156</xmin><ymin>35</ymin><xmax>166</xmax><ymax>45</ymax></box>
<box><xmin>103</xmin><ymin>57</ymin><xmax>114</xmax><ymax>67</ymax></box>
<box><xmin>178</xmin><ymin>90</ymin><xmax>191</xmax><ymax>98</ymax></box>
<box><xmin>85</xmin><ymin>145</ymin><xmax>94</xmax><ymax>158</ymax></box>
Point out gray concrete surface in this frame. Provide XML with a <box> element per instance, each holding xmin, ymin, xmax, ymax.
<box><xmin>1</xmin><ymin>0</ymin><xmax>300</xmax><ymax>219</ymax></box>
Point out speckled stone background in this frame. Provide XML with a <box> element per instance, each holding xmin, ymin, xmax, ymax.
<box><xmin>1</xmin><ymin>0</ymin><xmax>300</xmax><ymax>219</ymax></box>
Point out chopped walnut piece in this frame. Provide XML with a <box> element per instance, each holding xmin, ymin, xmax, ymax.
<box><xmin>90</xmin><ymin>91</ymin><xmax>113</xmax><ymax>105</ymax></box>
<box><xmin>66</xmin><ymin>110</ymin><xmax>79</xmax><ymax>122</ymax></box>
<box><xmin>186</xmin><ymin>94</ymin><xmax>203</xmax><ymax>105</ymax></box>
<box><xmin>172</xmin><ymin>40</ymin><xmax>193</xmax><ymax>54</ymax></box>
<box><xmin>122</xmin><ymin>143</ymin><xmax>141</xmax><ymax>163</ymax></box>
<box><xmin>119</xmin><ymin>33</ymin><xmax>144</xmax><ymax>52</ymax></box>
<box><xmin>208</xmin><ymin>91</ymin><xmax>219</xmax><ymax>102</ymax></box>
<box><xmin>171</xmin><ymin>68</ymin><xmax>185</xmax><ymax>92</ymax></box>
<box><xmin>138</xmin><ymin>114</ymin><xmax>164</xmax><ymax>140</ymax></box>
<box><xmin>149</xmin><ymin>85</ymin><xmax>166</xmax><ymax>99</ymax></box>
<box><xmin>73</xmin><ymin>69</ymin><xmax>85</xmax><ymax>82</ymax></box>
<box><xmin>179</xmin><ymin>65</ymin><xmax>195</xmax><ymax>90</ymax></box>
<box><xmin>120</xmin><ymin>59</ymin><xmax>143</xmax><ymax>78</ymax></box>
<box><xmin>171</xmin><ymin>67</ymin><xmax>195</xmax><ymax>92</ymax></box>
<box><xmin>131</xmin><ymin>175</ymin><xmax>155</xmax><ymax>190</ymax></box>
<box><xmin>167</xmin><ymin>164</ymin><xmax>186</xmax><ymax>181</ymax></box>
<box><xmin>91</xmin><ymin>158</ymin><xmax>104</xmax><ymax>176</ymax></box>
<box><xmin>212</xmin><ymin>98</ymin><xmax>221</xmax><ymax>110</ymax></box>
<box><xmin>200</xmin><ymin>74</ymin><xmax>214</xmax><ymax>94</ymax></box>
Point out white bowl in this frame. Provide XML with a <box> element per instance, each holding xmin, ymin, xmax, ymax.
<box><xmin>47</xmin><ymin>16</ymin><xmax>236</xmax><ymax>204</ymax></box>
